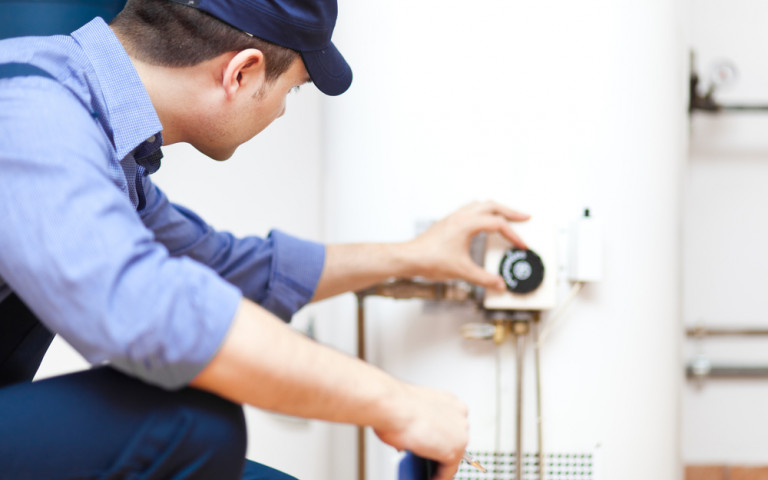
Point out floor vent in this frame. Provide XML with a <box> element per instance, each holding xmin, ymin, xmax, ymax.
<box><xmin>456</xmin><ymin>451</ymin><xmax>596</xmax><ymax>480</ymax></box>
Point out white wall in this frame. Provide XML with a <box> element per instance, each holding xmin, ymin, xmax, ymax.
<box><xmin>683</xmin><ymin>0</ymin><xmax>768</xmax><ymax>464</ymax></box>
<box><xmin>324</xmin><ymin>1</ymin><xmax>687</xmax><ymax>479</ymax></box>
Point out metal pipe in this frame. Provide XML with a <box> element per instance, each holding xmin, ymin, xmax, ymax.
<box><xmin>356</xmin><ymin>278</ymin><xmax>474</xmax><ymax>302</ymax></box>
<box><xmin>514</xmin><ymin>322</ymin><xmax>526</xmax><ymax>480</ymax></box>
<box><xmin>686</xmin><ymin>364</ymin><xmax>768</xmax><ymax>379</ymax></box>
<box><xmin>691</xmin><ymin>101</ymin><xmax>768</xmax><ymax>113</ymax></box>
<box><xmin>533</xmin><ymin>318</ymin><xmax>545</xmax><ymax>480</ymax></box>
<box><xmin>688</xmin><ymin>56</ymin><xmax>768</xmax><ymax>114</ymax></box>
<box><xmin>686</xmin><ymin>326</ymin><xmax>768</xmax><ymax>337</ymax></box>
<box><xmin>495</xmin><ymin>343</ymin><xmax>502</xmax><ymax>458</ymax></box>
<box><xmin>715</xmin><ymin>105</ymin><xmax>768</xmax><ymax>112</ymax></box>
<box><xmin>355</xmin><ymin>293</ymin><xmax>366</xmax><ymax>480</ymax></box>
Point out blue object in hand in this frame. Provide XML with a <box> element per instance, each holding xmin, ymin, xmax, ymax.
<box><xmin>398</xmin><ymin>452</ymin><xmax>438</xmax><ymax>480</ymax></box>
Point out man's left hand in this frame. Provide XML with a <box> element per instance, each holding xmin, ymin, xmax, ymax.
<box><xmin>403</xmin><ymin>200</ymin><xmax>530</xmax><ymax>291</ymax></box>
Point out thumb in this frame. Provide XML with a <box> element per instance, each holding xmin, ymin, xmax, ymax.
<box><xmin>432</xmin><ymin>463</ymin><xmax>457</xmax><ymax>480</ymax></box>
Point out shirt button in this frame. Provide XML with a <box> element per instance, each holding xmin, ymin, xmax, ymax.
<box><xmin>146</xmin><ymin>135</ymin><xmax>156</xmax><ymax>143</ymax></box>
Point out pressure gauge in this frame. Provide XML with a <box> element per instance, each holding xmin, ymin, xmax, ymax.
<box><xmin>709</xmin><ymin>60</ymin><xmax>738</xmax><ymax>89</ymax></box>
<box><xmin>499</xmin><ymin>249</ymin><xmax>545</xmax><ymax>294</ymax></box>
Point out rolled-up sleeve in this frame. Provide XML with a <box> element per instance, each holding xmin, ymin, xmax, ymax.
<box><xmin>260</xmin><ymin>229</ymin><xmax>325</xmax><ymax>320</ymax></box>
<box><xmin>0</xmin><ymin>79</ymin><xmax>241</xmax><ymax>390</ymax></box>
<box><xmin>139</xmin><ymin>177</ymin><xmax>325</xmax><ymax>322</ymax></box>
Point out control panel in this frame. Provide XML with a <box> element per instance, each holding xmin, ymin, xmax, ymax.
<box><xmin>483</xmin><ymin>222</ymin><xmax>558</xmax><ymax>311</ymax></box>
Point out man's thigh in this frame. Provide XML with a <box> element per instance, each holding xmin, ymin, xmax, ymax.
<box><xmin>0</xmin><ymin>367</ymin><xmax>248</xmax><ymax>479</ymax></box>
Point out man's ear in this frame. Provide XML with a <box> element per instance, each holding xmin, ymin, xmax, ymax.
<box><xmin>222</xmin><ymin>48</ymin><xmax>266</xmax><ymax>99</ymax></box>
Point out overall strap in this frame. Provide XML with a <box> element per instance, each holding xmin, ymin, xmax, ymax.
<box><xmin>0</xmin><ymin>62</ymin><xmax>54</xmax><ymax>80</ymax></box>
<box><xmin>0</xmin><ymin>294</ymin><xmax>54</xmax><ymax>388</ymax></box>
<box><xmin>0</xmin><ymin>61</ymin><xmax>97</xmax><ymax>118</ymax></box>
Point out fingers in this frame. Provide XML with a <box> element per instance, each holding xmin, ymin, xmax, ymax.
<box><xmin>498</xmin><ymin>220</ymin><xmax>528</xmax><ymax>250</ymax></box>
<box><xmin>433</xmin><ymin>459</ymin><xmax>462</xmax><ymax>480</ymax></box>
<box><xmin>472</xmin><ymin>215</ymin><xmax>528</xmax><ymax>250</ymax></box>
<box><xmin>468</xmin><ymin>200</ymin><xmax>530</xmax><ymax>223</ymax></box>
<box><xmin>410</xmin><ymin>200</ymin><xmax>530</xmax><ymax>284</ymax></box>
<box><xmin>458</xmin><ymin>201</ymin><xmax>529</xmax><ymax>249</ymax></box>
<box><xmin>462</xmin><ymin>261</ymin><xmax>506</xmax><ymax>291</ymax></box>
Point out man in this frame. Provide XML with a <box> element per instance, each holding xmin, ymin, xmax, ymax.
<box><xmin>0</xmin><ymin>1</ymin><xmax>529</xmax><ymax>479</ymax></box>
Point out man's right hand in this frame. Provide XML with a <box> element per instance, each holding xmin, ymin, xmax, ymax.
<box><xmin>191</xmin><ymin>299</ymin><xmax>470</xmax><ymax>479</ymax></box>
<box><xmin>374</xmin><ymin>384</ymin><xmax>469</xmax><ymax>480</ymax></box>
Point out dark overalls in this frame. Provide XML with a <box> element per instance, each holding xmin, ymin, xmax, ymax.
<box><xmin>0</xmin><ymin>64</ymin><xmax>297</xmax><ymax>480</ymax></box>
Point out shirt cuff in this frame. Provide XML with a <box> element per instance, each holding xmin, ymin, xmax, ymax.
<box><xmin>260</xmin><ymin>229</ymin><xmax>325</xmax><ymax>322</ymax></box>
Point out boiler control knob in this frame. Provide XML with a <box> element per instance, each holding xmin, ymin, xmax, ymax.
<box><xmin>499</xmin><ymin>248</ymin><xmax>545</xmax><ymax>294</ymax></box>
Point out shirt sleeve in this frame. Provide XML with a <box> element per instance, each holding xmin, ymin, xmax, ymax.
<box><xmin>139</xmin><ymin>175</ymin><xmax>326</xmax><ymax>322</ymax></box>
<box><xmin>0</xmin><ymin>77</ymin><xmax>241</xmax><ymax>390</ymax></box>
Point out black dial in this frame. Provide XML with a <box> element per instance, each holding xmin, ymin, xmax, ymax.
<box><xmin>499</xmin><ymin>248</ymin><xmax>545</xmax><ymax>294</ymax></box>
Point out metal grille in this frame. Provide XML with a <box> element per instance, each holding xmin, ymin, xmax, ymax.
<box><xmin>455</xmin><ymin>451</ymin><xmax>596</xmax><ymax>480</ymax></box>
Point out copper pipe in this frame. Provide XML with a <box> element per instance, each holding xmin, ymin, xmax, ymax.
<box><xmin>533</xmin><ymin>316</ymin><xmax>544</xmax><ymax>480</ymax></box>
<box><xmin>353</xmin><ymin>279</ymin><xmax>475</xmax><ymax>480</ymax></box>
<box><xmin>515</xmin><ymin>329</ymin><xmax>524</xmax><ymax>480</ymax></box>
<box><xmin>356</xmin><ymin>278</ymin><xmax>474</xmax><ymax>302</ymax></box>
<box><xmin>356</xmin><ymin>293</ymin><xmax>366</xmax><ymax>480</ymax></box>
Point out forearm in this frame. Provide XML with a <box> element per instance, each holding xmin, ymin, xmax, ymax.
<box><xmin>311</xmin><ymin>242</ymin><xmax>422</xmax><ymax>301</ymax></box>
<box><xmin>190</xmin><ymin>298</ymin><xmax>406</xmax><ymax>428</ymax></box>
<box><xmin>312</xmin><ymin>202</ymin><xmax>531</xmax><ymax>301</ymax></box>
<box><xmin>190</xmin><ymin>297</ymin><xmax>469</xmax><ymax>474</ymax></box>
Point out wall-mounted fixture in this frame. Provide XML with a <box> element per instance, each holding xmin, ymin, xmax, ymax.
<box><xmin>483</xmin><ymin>224</ymin><xmax>557</xmax><ymax>311</ymax></box>
<box><xmin>354</xmin><ymin>211</ymin><xmax>603</xmax><ymax>480</ymax></box>
<box><xmin>686</xmin><ymin>325</ymin><xmax>768</xmax><ymax>386</ymax></box>
<box><xmin>689</xmin><ymin>51</ymin><xmax>768</xmax><ymax>114</ymax></box>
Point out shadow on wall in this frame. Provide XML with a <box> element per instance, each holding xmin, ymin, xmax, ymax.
<box><xmin>0</xmin><ymin>1</ymin><xmax>125</xmax><ymax>39</ymax></box>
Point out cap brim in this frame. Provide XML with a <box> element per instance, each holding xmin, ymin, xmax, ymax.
<box><xmin>301</xmin><ymin>42</ymin><xmax>352</xmax><ymax>96</ymax></box>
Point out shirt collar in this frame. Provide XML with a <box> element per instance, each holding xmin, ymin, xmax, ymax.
<box><xmin>71</xmin><ymin>18</ymin><xmax>163</xmax><ymax>162</ymax></box>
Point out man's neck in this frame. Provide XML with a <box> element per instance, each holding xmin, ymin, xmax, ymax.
<box><xmin>110</xmin><ymin>25</ymin><xmax>190</xmax><ymax>146</ymax></box>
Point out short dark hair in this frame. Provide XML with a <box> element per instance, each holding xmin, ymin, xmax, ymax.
<box><xmin>110</xmin><ymin>0</ymin><xmax>299</xmax><ymax>82</ymax></box>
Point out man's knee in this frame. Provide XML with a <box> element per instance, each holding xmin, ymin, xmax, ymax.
<box><xmin>163</xmin><ymin>389</ymin><xmax>247</xmax><ymax>478</ymax></box>
<box><xmin>113</xmin><ymin>385</ymin><xmax>249</xmax><ymax>479</ymax></box>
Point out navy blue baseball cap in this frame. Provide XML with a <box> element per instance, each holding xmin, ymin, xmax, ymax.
<box><xmin>168</xmin><ymin>0</ymin><xmax>352</xmax><ymax>96</ymax></box>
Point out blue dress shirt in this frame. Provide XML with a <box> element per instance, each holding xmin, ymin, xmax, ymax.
<box><xmin>0</xmin><ymin>18</ymin><xmax>325</xmax><ymax>389</ymax></box>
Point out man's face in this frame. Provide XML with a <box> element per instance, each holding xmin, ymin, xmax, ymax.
<box><xmin>194</xmin><ymin>57</ymin><xmax>311</xmax><ymax>160</ymax></box>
